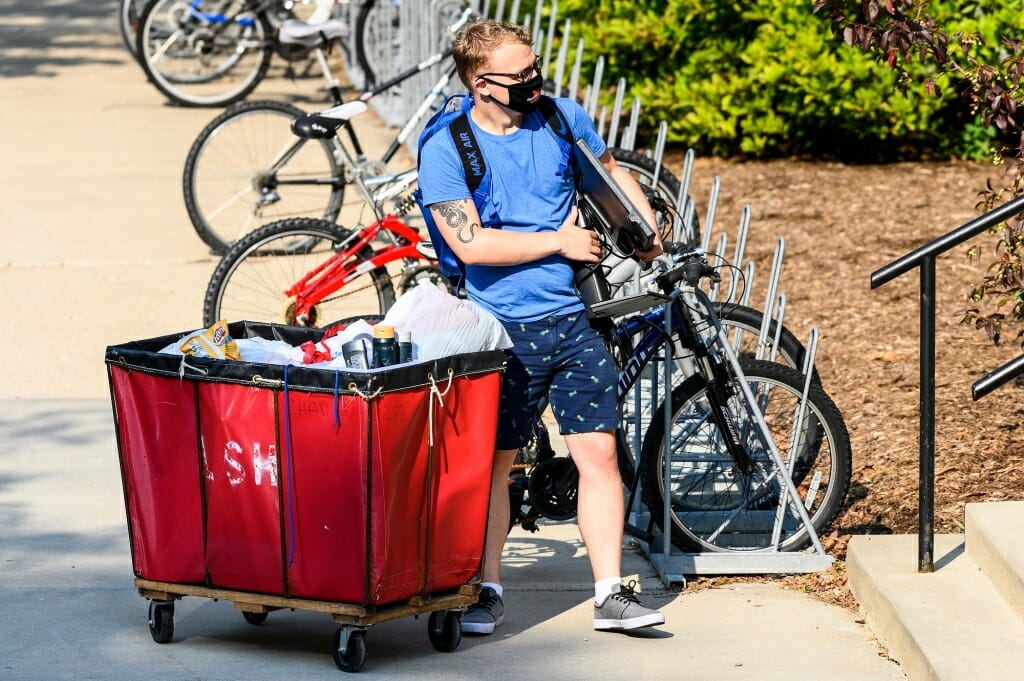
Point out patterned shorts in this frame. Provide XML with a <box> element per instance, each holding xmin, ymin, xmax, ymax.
<box><xmin>495</xmin><ymin>311</ymin><xmax>619</xmax><ymax>450</ymax></box>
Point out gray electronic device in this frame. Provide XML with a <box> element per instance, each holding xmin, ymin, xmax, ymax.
<box><xmin>573</xmin><ymin>139</ymin><xmax>656</xmax><ymax>253</ymax></box>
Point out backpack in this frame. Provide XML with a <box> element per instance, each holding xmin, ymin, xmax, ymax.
<box><xmin>413</xmin><ymin>93</ymin><xmax>577</xmax><ymax>285</ymax></box>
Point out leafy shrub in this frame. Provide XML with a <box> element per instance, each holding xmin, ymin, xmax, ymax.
<box><xmin>551</xmin><ymin>0</ymin><xmax>1021</xmax><ymax>160</ymax></box>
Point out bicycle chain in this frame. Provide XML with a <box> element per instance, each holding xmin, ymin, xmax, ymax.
<box><xmin>316</xmin><ymin>268</ymin><xmax>407</xmax><ymax>307</ymax></box>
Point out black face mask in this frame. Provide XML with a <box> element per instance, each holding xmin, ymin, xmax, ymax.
<box><xmin>500</xmin><ymin>73</ymin><xmax>544</xmax><ymax>114</ymax></box>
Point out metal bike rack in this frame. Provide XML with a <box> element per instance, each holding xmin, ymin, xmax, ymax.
<box><xmin>640</xmin><ymin>296</ymin><xmax>832</xmax><ymax>585</ymax></box>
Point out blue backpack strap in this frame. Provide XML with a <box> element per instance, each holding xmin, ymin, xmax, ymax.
<box><xmin>447</xmin><ymin>112</ymin><xmax>487</xmax><ymax>194</ymax></box>
<box><xmin>536</xmin><ymin>96</ymin><xmax>576</xmax><ymax>180</ymax></box>
<box><xmin>446</xmin><ymin>112</ymin><xmax>498</xmax><ymax>228</ymax></box>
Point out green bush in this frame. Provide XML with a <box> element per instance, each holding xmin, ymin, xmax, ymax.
<box><xmin>550</xmin><ymin>0</ymin><xmax>1023</xmax><ymax>160</ymax></box>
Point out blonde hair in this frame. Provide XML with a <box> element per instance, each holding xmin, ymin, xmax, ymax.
<box><xmin>452</xmin><ymin>19</ymin><xmax>532</xmax><ymax>89</ymax></box>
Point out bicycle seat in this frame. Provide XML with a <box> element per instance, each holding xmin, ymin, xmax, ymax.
<box><xmin>278</xmin><ymin>18</ymin><xmax>350</xmax><ymax>47</ymax></box>
<box><xmin>291</xmin><ymin>101</ymin><xmax>368</xmax><ymax>139</ymax></box>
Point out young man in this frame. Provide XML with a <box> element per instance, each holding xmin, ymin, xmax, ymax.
<box><xmin>418</xmin><ymin>19</ymin><xmax>665</xmax><ymax>634</ymax></box>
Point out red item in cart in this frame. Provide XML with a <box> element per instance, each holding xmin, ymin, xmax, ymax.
<box><xmin>106</xmin><ymin>321</ymin><xmax>503</xmax><ymax>606</ymax></box>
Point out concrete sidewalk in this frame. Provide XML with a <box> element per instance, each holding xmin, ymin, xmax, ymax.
<box><xmin>0</xmin><ymin>398</ymin><xmax>904</xmax><ymax>680</ymax></box>
<box><xmin>0</xmin><ymin>2</ymin><xmax>904</xmax><ymax>679</ymax></box>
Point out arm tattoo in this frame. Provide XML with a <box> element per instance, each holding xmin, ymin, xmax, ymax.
<box><xmin>433</xmin><ymin>199</ymin><xmax>478</xmax><ymax>244</ymax></box>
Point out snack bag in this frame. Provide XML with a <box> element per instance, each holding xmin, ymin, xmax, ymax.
<box><xmin>178</xmin><ymin>320</ymin><xmax>241</xmax><ymax>360</ymax></box>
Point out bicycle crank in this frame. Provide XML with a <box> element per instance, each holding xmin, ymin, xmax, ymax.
<box><xmin>527</xmin><ymin>457</ymin><xmax>579</xmax><ymax>521</ymax></box>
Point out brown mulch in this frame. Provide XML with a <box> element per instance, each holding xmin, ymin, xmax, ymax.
<box><xmin>658</xmin><ymin>154</ymin><xmax>1024</xmax><ymax>608</ymax></box>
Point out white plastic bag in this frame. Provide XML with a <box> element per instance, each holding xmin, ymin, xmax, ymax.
<box><xmin>233</xmin><ymin>337</ymin><xmax>297</xmax><ymax>365</ymax></box>
<box><xmin>382</xmin><ymin>282</ymin><xmax>512</xmax><ymax>361</ymax></box>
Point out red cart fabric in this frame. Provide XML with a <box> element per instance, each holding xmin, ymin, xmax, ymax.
<box><xmin>106</xmin><ymin>321</ymin><xmax>503</xmax><ymax>606</ymax></box>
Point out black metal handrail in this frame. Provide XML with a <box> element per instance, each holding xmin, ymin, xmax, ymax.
<box><xmin>870</xmin><ymin>192</ymin><xmax>1024</xmax><ymax>573</ymax></box>
<box><xmin>973</xmin><ymin>353</ymin><xmax>1024</xmax><ymax>400</ymax></box>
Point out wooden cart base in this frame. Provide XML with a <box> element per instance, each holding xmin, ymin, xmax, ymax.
<box><xmin>136</xmin><ymin>578</ymin><xmax>480</xmax><ymax>673</ymax></box>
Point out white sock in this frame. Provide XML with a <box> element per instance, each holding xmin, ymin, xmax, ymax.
<box><xmin>482</xmin><ymin>581</ymin><xmax>503</xmax><ymax>597</ymax></box>
<box><xmin>595</xmin><ymin>577</ymin><xmax>622</xmax><ymax>605</ymax></box>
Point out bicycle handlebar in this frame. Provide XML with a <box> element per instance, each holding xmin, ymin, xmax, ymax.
<box><xmin>654</xmin><ymin>247</ymin><xmax>720</xmax><ymax>292</ymax></box>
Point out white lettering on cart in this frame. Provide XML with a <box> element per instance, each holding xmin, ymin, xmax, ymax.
<box><xmin>253</xmin><ymin>443</ymin><xmax>278</xmax><ymax>487</ymax></box>
<box><xmin>215</xmin><ymin>441</ymin><xmax>280</xmax><ymax>489</ymax></box>
<box><xmin>225</xmin><ymin>441</ymin><xmax>246</xmax><ymax>486</ymax></box>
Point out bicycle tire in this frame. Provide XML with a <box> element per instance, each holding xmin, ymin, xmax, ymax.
<box><xmin>713</xmin><ymin>302</ymin><xmax>819</xmax><ymax>382</ymax></box>
<box><xmin>119</xmin><ymin>0</ymin><xmax>147</xmax><ymax>61</ymax></box>
<box><xmin>354</xmin><ymin>0</ymin><xmax>396</xmax><ymax>89</ymax></box>
<box><xmin>183</xmin><ymin>99</ymin><xmax>345</xmax><ymax>255</ymax></box>
<box><xmin>136</xmin><ymin>0</ymin><xmax>274</xmax><ymax>107</ymax></box>
<box><xmin>136</xmin><ymin>0</ymin><xmax>249</xmax><ymax>85</ymax></box>
<box><xmin>609</xmin><ymin>147</ymin><xmax>701</xmax><ymax>247</ymax></box>
<box><xmin>640</xmin><ymin>358</ymin><xmax>851</xmax><ymax>553</ymax></box>
<box><xmin>203</xmin><ymin>217</ymin><xmax>396</xmax><ymax>327</ymax></box>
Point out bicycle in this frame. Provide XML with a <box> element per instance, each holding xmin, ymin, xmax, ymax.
<box><xmin>121</xmin><ymin>0</ymin><xmax>310</xmax><ymax>63</ymax></box>
<box><xmin>201</xmin><ymin>100</ymin><xmax>446</xmax><ymax>326</ymax></box>
<box><xmin>182</xmin><ymin>6</ymin><xmax>475</xmax><ymax>254</ymax></box>
<box><xmin>512</xmin><ymin>241</ymin><xmax>850</xmax><ymax>552</ymax></box>
<box><xmin>134</xmin><ymin>0</ymin><xmax>355</xmax><ymax>107</ymax></box>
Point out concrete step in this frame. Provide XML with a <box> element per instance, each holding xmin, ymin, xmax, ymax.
<box><xmin>965</xmin><ymin>501</ymin><xmax>1024</xmax><ymax>620</ymax></box>
<box><xmin>847</xmin><ymin>528</ymin><xmax>1024</xmax><ymax>681</ymax></box>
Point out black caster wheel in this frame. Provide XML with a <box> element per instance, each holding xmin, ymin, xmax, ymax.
<box><xmin>148</xmin><ymin>600</ymin><xmax>174</xmax><ymax>644</ymax></box>
<box><xmin>427</xmin><ymin>609</ymin><xmax>462</xmax><ymax>652</ymax></box>
<box><xmin>242</xmin><ymin>610</ymin><xmax>268</xmax><ymax>625</ymax></box>
<box><xmin>332</xmin><ymin>627</ymin><xmax>368</xmax><ymax>672</ymax></box>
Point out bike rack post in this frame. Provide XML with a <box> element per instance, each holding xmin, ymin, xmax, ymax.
<box><xmin>724</xmin><ymin>205</ymin><xmax>752</xmax><ymax>304</ymax></box>
<box><xmin>585</xmin><ymin>56</ymin><xmax>604</xmax><ymax>119</ymax></box>
<box><xmin>543</xmin><ymin>0</ymin><xmax>558</xmax><ymax>71</ymax></box>
<box><xmin>709</xmin><ymin>232</ymin><xmax>728</xmax><ymax>301</ymax></box>
<box><xmin>766</xmin><ymin>295</ymin><xmax>788</xmax><ymax>363</ymax></box>
<box><xmin>607</xmin><ymin>78</ymin><xmax>627</xmax><ymax>148</ymax></box>
<box><xmin>651</xmin><ymin>122</ymin><xmax>668</xmax><ymax>192</ymax></box>
<box><xmin>596</xmin><ymin>105</ymin><xmax>607</xmax><ymax>139</ymax></box>
<box><xmin>673</xmin><ymin>149</ymin><xmax>696</xmax><ymax>243</ymax></box>
<box><xmin>677</xmin><ymin>198</ymin><xmax>696</xmax><ymax>245</ymax></box>
<box><xmin>770</xmin><ymin>326</ymin><xmax>821</xmax><ymax>548</ymax></box>
<box><xmin>530</xmin><ymin>0</ymin><xmax>544</xmax><ymax>45</ymax></box>
<box><xmin>700</xmin><ymin>177</ymin><xmax>721</xmax><ymax>252</ymax></box>
<box><xmin>739</xmin><ymin>261</ymin><xmax>756</xmax><ymax>308</ymax></box>
<box><xmin>567</xmin><ymin>37</ymin><xmax>583</xmax><ymax>101</ymax></box>
<box><xmin>552</xmin><ymin>19</ymin><xmax>571</xmax><ymax>99</ymax></box>
<box><xmin>646</xmin><ymin>291</ymin><xmax>687</xmax><ymax>586</ymax></box>
<box><xmin>756</xmin><ymin>237</ymin><xmax>785</xmax><ymax>361</ymax></box>
<box><xmin>676</xmin><ymin>149</ymin><xmax>695</xmax><ymax>205</ymax></box>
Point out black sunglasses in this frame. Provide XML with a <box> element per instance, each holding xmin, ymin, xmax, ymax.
<box><xmin>477</xmin><ymin>56</ymin><xmax>542</xmax><ymax>84</ymax></box>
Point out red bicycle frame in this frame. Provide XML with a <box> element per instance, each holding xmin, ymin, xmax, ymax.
<box><xmin>284</xmin><ymin>214</ymin><xmax>427</xmax><ymax>322</ymax></box>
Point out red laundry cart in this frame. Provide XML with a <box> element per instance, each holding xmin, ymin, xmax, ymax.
<box><xmin>105</xmin><ymin>321</ymin><xmax>503</xmax><ymax>672</ymax></box>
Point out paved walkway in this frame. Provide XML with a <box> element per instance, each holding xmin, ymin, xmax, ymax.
<box><xmin>0</xmin><ymin>2</ymin><xmax>905</xmax><ymax>679</ymax></box>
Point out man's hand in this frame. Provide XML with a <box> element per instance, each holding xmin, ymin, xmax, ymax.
<box><xmin>636</xmin><ymin>233</ymin><xmax>664</xmax><ymax>263</ymax></box>
<box><xmin>556</xmin><ymin>205</ymin><xmax>602</xmax><ymax>262</ymax></box>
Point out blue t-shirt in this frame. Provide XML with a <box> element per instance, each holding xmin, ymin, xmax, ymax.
<box><xmin>418</xmin><ymin>97</ymin><xmax>607</xmax><ymax>323</ymax></box>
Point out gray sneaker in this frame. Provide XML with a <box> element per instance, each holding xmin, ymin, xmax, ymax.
<box><xmin>461</xmin><ymin>586</ymin><xmax>504</xmax><ymax>635</ymax></box>
<box><xmin>593</xmin><ymin>581</ymin><xmax>665</xmax><ymax>631</ymax></box>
